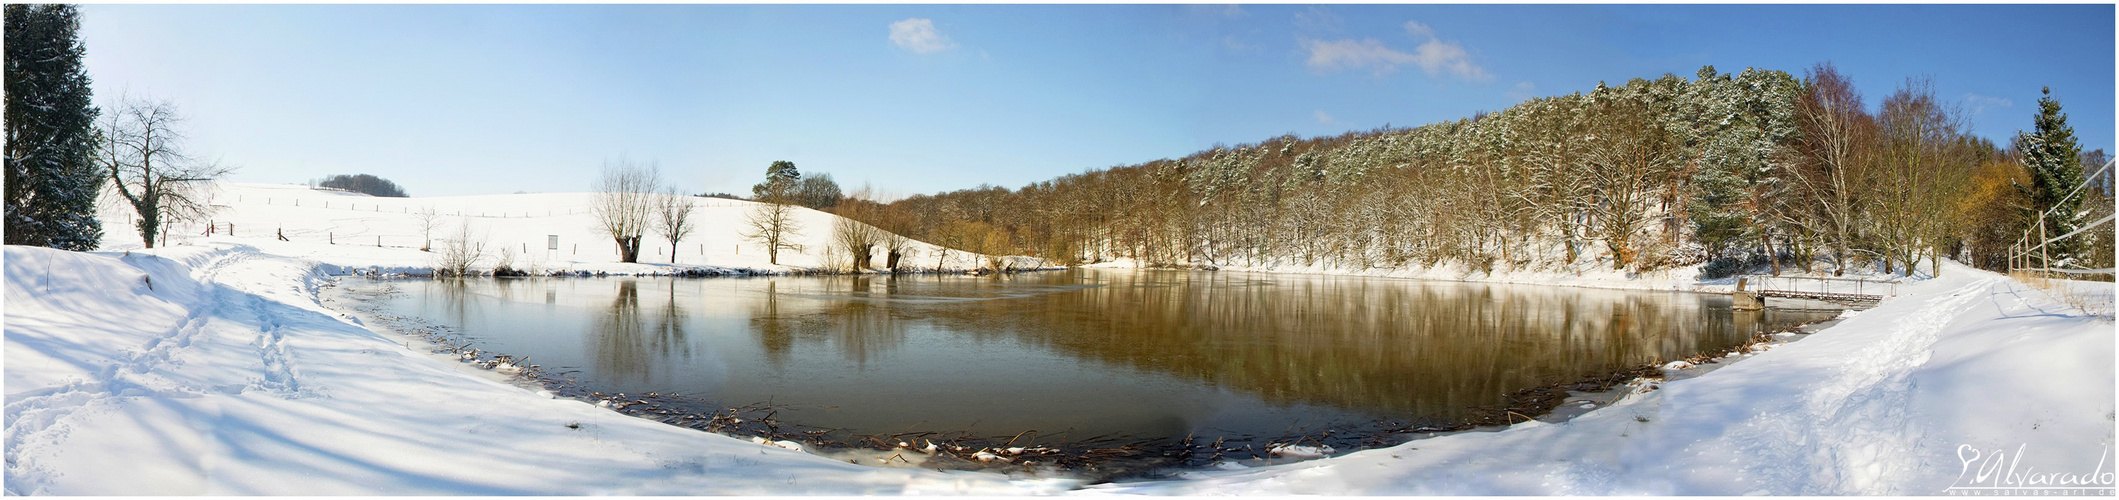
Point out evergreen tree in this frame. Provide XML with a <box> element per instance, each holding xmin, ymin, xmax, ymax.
<box><xmin>751</xmin><ymin>160</ymin><xmax>800</xmax><ymax>202</ymax></box>
<box><xmin>2015</xmin><ymin>87</ymin><xmax>2086</xmax><ymax>265</ymax></box>
<box><xmin>5</xmin><ymin>4</ymin><xmax>103</xmax><ymax>251</ymax></box>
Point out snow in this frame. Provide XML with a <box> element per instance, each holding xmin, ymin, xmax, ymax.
<box><xmin>1103</xmin><ymin>253</ymin><xmax>1928</xmax><ymax>297</ymax></box>
<box><xmin>2</xmin><ymin>244</ymin><xmax>1073</xmax><ymax>494</ymax></box>
<box><xmin>93</xmin><ymin>182</ymin><xmax>995</xmax><ymax>275</ymax></box>
<box><xmin>1088</xmin><ymin>261</ymin><xmax>2114</xmax><ymax>495</ymax></box>
<box><xmin>7</xmin><ymin>181</ymin><xmax>2111</xmax><ymax>494</ymax></box>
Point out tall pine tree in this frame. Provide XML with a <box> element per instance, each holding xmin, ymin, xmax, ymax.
<box><xmin>2015</xmin><ymin>87</ymin><xmax>2085</xmax><ymax>265</ymax></box>
<box><xmin>5</xmin><ymin>4</ymin><xmax>103</xmax><ymax>251</ymax></box>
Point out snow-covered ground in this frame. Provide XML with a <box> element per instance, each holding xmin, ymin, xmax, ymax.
<box><xmin>92</xmin><ymin>182</ymin><xmax>997</xmax><ymax>275</ymax></box>
<box><xmin>1087</xmin><ymin>261</ymin><xmax>2114</xmax><ymax>495</ymax></box>
<box><xmin>2</xmin><ymin>244</ymin><xmax>1074</xmax><ymax>494</ymax></box>
<box><xmin>6</xmin><ymin>182</ymin><xmax>2112</xmax><ymax>494</ymax></box>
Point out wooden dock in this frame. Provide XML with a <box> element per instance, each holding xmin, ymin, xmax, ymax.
<box><xmin>1733</xmin><ymin>275</ymin><xmax>1890</xmax><ymax>310</ymax></box>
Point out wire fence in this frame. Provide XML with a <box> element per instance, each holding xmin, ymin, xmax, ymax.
<box><xmin>2009</xmin><ymin>158</ymin><xmax>2117</xmax><ymax>280</ymax></box>
<box><xmin>2006</xmin><ymin>159</ymin><xmax>2116</xmax><ymax>318</ymax></box>
<box><xmin>116</xmin><ymin>190</ymin><xmax>758</xmax><ymax>266</ymax></box>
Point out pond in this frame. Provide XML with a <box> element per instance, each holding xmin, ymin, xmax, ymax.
<box><xmin>328</xmin><ymin>269</ymin><xmax>1835</xmax><ymax>476</ymax></box>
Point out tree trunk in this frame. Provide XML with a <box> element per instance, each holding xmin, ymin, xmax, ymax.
<box><xmin>1833</xmin><ymin>242</ymin><xmax>1847</xmax><ymax>276</ymax></box>
<box><xmin>1764</xmin><ymin>236</ymin><xmax>1781</xmax><ymax>277</ymax></box>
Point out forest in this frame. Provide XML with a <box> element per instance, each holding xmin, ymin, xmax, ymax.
<box><xmin>840</xmin><ymin>63</ymin><xmax>2111</xmax><ymax>278</ymax></box>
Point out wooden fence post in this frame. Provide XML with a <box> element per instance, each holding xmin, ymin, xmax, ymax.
<box><xmin>2038</xmin><ymin>212</ymin><xmax>2050</xmax><ymax>279</ymax></box>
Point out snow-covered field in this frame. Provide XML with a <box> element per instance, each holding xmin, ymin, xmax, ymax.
<box><xmin>92</xmin><ymin>182</ymin><xmax>997</xmax><ymax>275</ymax></box>
<box><xmin>5</xmin><ymin>183</ymin><xmax>2112</xmax><ymax>494</ymax></box>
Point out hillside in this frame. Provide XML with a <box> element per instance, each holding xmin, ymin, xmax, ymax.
<box><xmin>94</xmin><ymin>182</ymin><xmax>998</xmax><ymax>274</ymax></box>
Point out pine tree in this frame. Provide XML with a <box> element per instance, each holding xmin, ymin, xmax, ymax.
<box><xmin>751</xmin><ymin>160</ymin><xmax>801</xmax><ymax>202</ymax></box>
<box><xmin>2015</xmin><ymin>87</ymin><xmax>2086</xmax><ymax>265</ymax></box>
<box><xmin>5</xmin><ymin>4</ymin><xmax>104</xmax><ymax>251</ymax></box>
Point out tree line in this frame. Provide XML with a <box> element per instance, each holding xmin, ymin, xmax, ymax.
<box><xmin>846</xmin><ymin>64</ymin><xmax>2104</xmax><ymax>279</ymax></box>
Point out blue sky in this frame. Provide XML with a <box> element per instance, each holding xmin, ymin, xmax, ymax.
<box><xmin>78</xmin><ymin>4</ymin><xmax>2115</xmax><ymax>198</ymax></box>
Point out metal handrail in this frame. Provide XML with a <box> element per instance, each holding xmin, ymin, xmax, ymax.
<box><xmin>1739</xmin><ymin>274</ymin><xmax>1897</xmax><ymax>298</ymax></box>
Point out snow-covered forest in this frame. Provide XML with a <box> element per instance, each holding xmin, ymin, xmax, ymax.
<box><xmin>870</xmin><ymin>64</ymin><xmax>2113</xmax><ymax>279</ymax></box>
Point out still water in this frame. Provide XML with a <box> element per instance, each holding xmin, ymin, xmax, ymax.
<box><xmin>333</xmin><ymin>270</ymin><xmax>1831</xmax><ymax>454</ymax></box>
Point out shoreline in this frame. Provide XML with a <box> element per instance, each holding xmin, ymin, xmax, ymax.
<box><xmin>316</xmin><ymin>270</ymin><xmax>1853</xmax><ymax>484</ymax></box>
<box><xmin>1084</xmin><ymin>258</ymin><xmax>1929</xmax><ymax>298</ymax></box>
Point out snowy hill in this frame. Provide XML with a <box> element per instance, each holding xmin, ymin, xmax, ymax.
<box><xmin>94</xmin><ymin>182</ymin><xmax>995</xmax><ymax>274</ymax></box>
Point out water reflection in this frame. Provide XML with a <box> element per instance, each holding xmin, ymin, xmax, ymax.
<box><xmin>590</xmin><ymin>280</ymin><xmax>693</xmax><ymax>383</ymax></box>
<box><xmin>356</xmin><ymin>270</ymin><xmax>1829</xmax><ymax>444</ymax></box>
<box><xmin>732</xmin><ymin>271</ymin><xmax>1801</xmax><ymax>422</ymax></box>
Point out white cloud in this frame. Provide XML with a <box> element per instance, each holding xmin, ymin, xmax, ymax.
<box><xmin>1402</xmin><ymin>20</ymin><xmax>1434</xmax><ymax>39</ymax></box>
<box><xmin>1299</xmin><ymin>37</ymin><xmax>1490</xmax><ymax>81</ymax></box>
<box><xmin>1315</xmin><ymin>110</ymin><xmax>1336</xmax><ymax>124</ymax></box>
<box><xmin>1964</xmin><ymin>93</ymin><xmax>2014</xmax><ymax>116</ymax></box>
<box><xmin>888</xmin><ymin>18</ymin><xmax>955</xmax><ymax>54</ymax></box>
<box><xmin>1293</xmin><ymin>7</ymin><xmax>1343</xmax><ymax>33</ymax></box>
<box><xmin>1506</xmin><ymin>81</ymin><xmax>1537</xmax><ymax>101</ymax></box>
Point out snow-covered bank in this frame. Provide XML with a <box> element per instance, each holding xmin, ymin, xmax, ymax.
<box><xmin>2</xmin><ymin>244</ymin><xmax>1072</xmax><ymax>494</ymax></box>
<box><xmin>1089</xmin><ymin>260</ymin><xmax>2115</xmax><ymax>495</ymax></box>
<box><xmin>1085</xmin><ymin>256</ymin><xmax>1925</xmax><ymax>296</ymax></box>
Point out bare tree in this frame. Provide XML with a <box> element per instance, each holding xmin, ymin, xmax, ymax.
<box><xmin>830</xmin><ymin>214</ymin><xmax>885</xmax><ymax>272</ymax></box>
<box><xmin>651</xmin><ymin>188</ymin><xmax>696</xmax><ymax>264</ymax></box>
<box><xmin>415</xmin><ymin>205</ymin><xmax>442</xmax><ymax>252</ymax></box>
<box><xmin>592</xmin><ymin>158</ymin><xmax>660</xmax><ymax>263</ymax></box>
<box><xmin>1582</xmin><ymin>92</ymin><xmax>1681</xmax><ymax>271</ymax></box>
<box><xmin>743</xmin><ymin>175</ymin><xmax>803</xmax><ymax>265</ymax></box>
<box><xmin>434</xmin><ymin>219</ymin><xmax>486</xmax><ymax>277</ymax></box>
<box><xmin>1871</xmin><ymin>78</ymin><xmax>1974</xmax><ymax>277</ymax></box>
<box><xmin>99</xmin><ymin>97</ymin><xmax>227</xmax><ymax>248</ymax></box>
<box><xmin>1789</xmin><ymin>63</ymin><xmax>1874</xmax><ymax>275</ymax></box>
<box><xmin>829</xmin><ymin>186</ymin><xmax>889</xmax><ymax>271</ymax></box>
<box><xmin>880</xmin><ymin>212</ymin><xmax>918</xmax><ymax>273</ymax></box>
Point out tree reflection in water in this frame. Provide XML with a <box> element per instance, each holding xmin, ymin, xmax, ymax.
<box><xmin>733</xmin><ymin>270</ymin><xmax>1806</xmax><ymax>423</ymax></box>
<box><xmin>748</xmin><ymin>276</ymin><xmax>909</xmax><ymax>368</ymax></box>
<box><xmin>591</xmin><ymin>279</ymin><xmax>693</xmax><ymax>383</ymax></box>
<box><xmin>372</xmin><ymin>270</ymin><xmax>1825</xmax><ymax>444</ymax></box>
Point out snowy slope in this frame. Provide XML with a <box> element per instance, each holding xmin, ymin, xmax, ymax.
<box><xmin>2</xmin><ymin>244</ymin><xmax>1072</xmax><ymax>494</ymax></box>
<box><xmin>94</xmin><ymin>182</ymin><xmax>994</xmax><ymax>274</ymax></box>
<box><xmin>1088</xmin><ymin>261</ymin><xmax>2115</xmax><ymax>495</ymax></box>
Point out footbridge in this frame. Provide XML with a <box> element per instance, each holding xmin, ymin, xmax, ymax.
<box><xmin>1732</xmin><ymin>275</ymin><xmax>1895</xmax><ymax>310</ymax></box>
